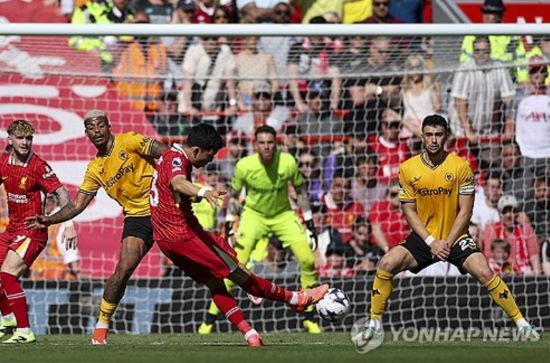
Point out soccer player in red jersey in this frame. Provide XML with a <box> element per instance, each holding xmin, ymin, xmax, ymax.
<box><xmin>0</xmin><ymin>120</ymin><xmax>74</xmax><ymax>344</ymax></box>
<box><xmin>151</xmin><ymin>124</ymin><xmax>329</xmax><ymax>347</ymax></box>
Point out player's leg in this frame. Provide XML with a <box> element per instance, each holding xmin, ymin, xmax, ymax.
<box><xmin>273</xmin><ymin>211</ymin><xmax>319</xmax><ymax>332</ymax></box>
<box><xmin>200</xmin><ymin>210</ymin><xmax>267</xmax><ymax>334</ymax></box>
<box><xmin>228</xmin><ymin>263</ymin><xmax>329</xmax><ymax>313</ymax></box>
<box><xmin>454</xmin><ymin>236</ymin><xmax>540</xmax><ymax>340</ymax></box>
<box><xmin>356</xmin><ymin>233</ymin><xmax>426</xmax><ymax>343</ymax></box>
<box><xmin>0</xmin><ymin>236</ymin><xmax>47</xmax><ymax>344</ymax></box>
<box><xmin>0</xmin><ymin>232</ymin><xmax>16</xmax><ymax>338</ymax></box>
<box><xmin>92</xmin><ymin>216</ymin><xmax>153</xmax><ymax>345</ymax></box>
<box><xmin>205</xmin><ymin>278</ymin><xmax>263</xmax><ymax>347</ymax></box>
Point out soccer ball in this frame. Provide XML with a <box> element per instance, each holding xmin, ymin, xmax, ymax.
<box><xmin>316</xmin><ymin>288</ymin><xmax>351</xmax><ymax>322</ymax></box>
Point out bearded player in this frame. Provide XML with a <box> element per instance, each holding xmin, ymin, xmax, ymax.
<box><xmin>27</xmin><ymin>110</ymin><xmax>167</xmax><ymax>344</ymax></box>
<box><xmin>356</xmin><ymin>115</ymin><xmax>540</xmax><ymax>344</ymax></box>
<box><xmin>0</xmin><ymin>120</ymin><xmax>75</xmax><ymax>343</ymax></box>
<box><xmin>150</xmin><ymin>123</ymin><xmax>329</xmax><ymax>347</ymax></box>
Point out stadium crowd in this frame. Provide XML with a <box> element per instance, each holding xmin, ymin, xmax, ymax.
<box><xmin>1</xmin><ymin>0</ymin><xmax>550</xmax><ymax>279</ymax></box>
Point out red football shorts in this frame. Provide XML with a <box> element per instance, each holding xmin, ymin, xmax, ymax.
<box><xmin>157</xmin><ymin>230</ymin><xmax>239</xmax><ymax>284</ymax></box>
<box><xmin>0</xmin><ymin>230</ymin><xmax>46</xmax><ymax>268</ymax></box>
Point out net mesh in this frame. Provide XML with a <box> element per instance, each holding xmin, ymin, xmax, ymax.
<box><xmin>0</xmin><ymin>31</ymin><xmax>549</xmax><ymax>334</ymax></box>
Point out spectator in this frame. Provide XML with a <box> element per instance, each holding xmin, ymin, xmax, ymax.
<box><xmin>132</xmin><ymin>0</ymin><xmax>172</xmax><ymax>24</ymax></box>
<box><xmin>193</xmin><ymin>0</ymin><xmax>222</xmax><ymax>23</ymax></box>
<box><xmin>363</xmin><ymin>0</ymin><xmax>404</xmax><ymax>24</ymax></box>
<box><xmin>298</xmin><ymin>149</ymin><xmax>323</xmax><ymax>208</ymax></box>
<box><xmin>216</xmin><ymin>131</ymin><xmax>249</xmax><ymax>181</ymax></box>
<box><xmin>345</xmin><ymin>219</ymin><xmax>377</xmax><ymax>272</ymax></box>
<box><xmin>237</xmin><ymin>0</ymin><xmax>287</xmax><ymax>23</ymax></box>
<box><xmin>351</xmin><ymin>154</ymin><xmax>387</xmax><ymax>213</ymax></box>
<box><xmin>388</xmin><ymin>0</ymin><xmax>424</xmax><ymax>23</ymax></box>
<box><xmin>279</xmin><ymin>123</ymin><xmax>305</xmax><ymax>158</ymax></box>
<box><xmin>258</xmin><ymin>2</ymin><xmax>294</xmax><ymax>89</ymax></box>
<box><xmin>523</xmin><ymin>170</ymin><xmax>550</xmax><ymax>244</ymax></box>
<box><xmin>150</xmin><ymin>91</ymin><xmax>185</xmax><ymax>136</ymax></box>
<box><xmin>460</xmin><ymin>0</ymin><xmax>520</xmax><ymax>64</ymax></box>
<box><xmin>233</xmin><ymin>81</ymin><xmax>289</xmax><ymax>136</ymax></box>
<box><xmin>113</xmin><ymin>11</ymin><xmax>167</xmax><ymax>112</ymax></box>
<box><xmin>295</xmin><ymin>80</ymin><xmax>344</xmax><ymax>141</ymax></box>
<box><xmin>449</xmin><ymin>36</ymin><xmax>515</xmax><ymax>166</ymax></box>
<box><xmin>177</xmin><ymin>36</ymin><xmax>237</xmax><ymax>119</ymax></box>
<box><xmin>236</xmin><ymin>36</ymin><xmax>279</xmax><ymax>111</ymax></box>
<box><xmin>472</xmin><ymin>171</ymin><xmax>502</xmax><ymax>234</ymax></box>
<box><xmin>322</xmin><ymin>133</ymin><xmax>368</xmax><ymax>190</ymax></box>
<box><xmin>500</xmin><ymin>141</ymin><xmax>532</xmax><ymax>202</ymax></box>
<box><xmin>31</xmin><ymin>195</ymin><xmax>80</xmax><ymax>280</ymax></box>
<box><xmin>340</xmin><ymin>37</ymin><xmax>401</xmax><ymax>136</ymax></box>
<box><xmin>287</xmin><ymin>23</ymin><xmax>341</xmax><ymax>113</ymax></box>
<box><xmin>368</xmin><ymin>181</ymin><xmax>409</xmax><ymax>254</ymax></box>
<box><xmin>69</xmin><ymin>0</ymin><xmax>114</xmax><ymax>70</ymax></box>
<box><xmin>487</xmin><ymin>238</ymin><xmax>513</xmax><ymax>276</ymax></box>
<box><xmin>369</xmin><ymin>108</ymin><xmax>410</xmax><ymax>184</ymax></box>
<box><xmin>482</xmin><ymin>195</ymin><xmax>541</xmax><ymax>276</ymax></box>
<box><xmin>163</xmin><ymin>0</ymin><xmax>194</xmax><ymax>91</ymax></box>
<box><xmin>401</xmin><ymin>54</ymin><xmax>441</xmax><ymax>152</ymax></box>
<box><xmin>212</xmin><ymin>4</ymin><xmax>231</xmax><ymax>23</ymax></box>
<box><xmin>515</xmin><ymin>56</ymin><xmax>550</xmax><ymax>178</ymax></box>
<box><xmin>319</xmin><ymin>174</ymin><xmax>366</xmax><ymax>244</ymax></box>
<box><xmin>106</xmin><ymin>0</ymin><xmax>135</xmax><ymax>23</ymax></box>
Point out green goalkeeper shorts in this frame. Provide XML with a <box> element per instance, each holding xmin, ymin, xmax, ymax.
<box><xmin>236</xmin><ymin>208</ymin><xmax>309</xmax><ymax>257</ymax></box>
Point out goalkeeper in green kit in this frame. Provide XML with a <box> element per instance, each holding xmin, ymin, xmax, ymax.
<box><xmin>199</xmin><ymin>125</ymin><xmax>321</xmax><ymax>334</ymax></box>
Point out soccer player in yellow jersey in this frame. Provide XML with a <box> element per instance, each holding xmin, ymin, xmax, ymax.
<box><xmin>27</xmin><ymin>110</ymin><xmax>167</xmax><ymax>345</ymax></box>
<box><xmin>356</xmin><ymin>115</ymin><xmax>540</xmax><ymax>343</ymax></box>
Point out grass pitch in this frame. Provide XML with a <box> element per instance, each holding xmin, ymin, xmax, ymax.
<box><xmin>0</xmin><ymin>332</ymin><xmax>545</xmax><ymax>363</ymax></box>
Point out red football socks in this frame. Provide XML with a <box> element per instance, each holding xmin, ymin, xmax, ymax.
<box><xmin>240</xmin><ymin>273</ymin><xmax>293</xmax><ymax>303</ymax></box>
<box><xmin>0</xmin><ymin>272</ymin><xmax>29</xmax><ymax>328</ymax></box>
<box><xmin>210</xmin><ymin>286</ymin><xmax>252</xmax><ymax>335</ymax></box>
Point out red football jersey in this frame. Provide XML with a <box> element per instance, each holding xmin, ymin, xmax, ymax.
<box><xmin>370</xmin><ymin>136</ymin><xmax>410</xmax><ymax>184</ymax></box>
<box><xmin>0</xmin><ymin>152</ymin><xmax>63</xmax><ymax>240</ymax></box>
<box><xmin>150</xmin><ymin>144</ymin><xmax>202</xmax><ymax>243</ymax></box>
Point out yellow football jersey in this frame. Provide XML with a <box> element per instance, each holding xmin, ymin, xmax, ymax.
<box><xmin>80</xmin><ymin>132</ymin><xmax>155</xmax><ymax>217</ymax></box>
<box><xmin>399</xmin><ymin>153</ymin><xmax>475</xmax><ymax>243</ymax></box>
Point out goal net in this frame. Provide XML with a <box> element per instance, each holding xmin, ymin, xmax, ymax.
<box><xmin>0</xmin><ymin>24</ymin><xmax>549</xmax><ymax>335</ymax></box>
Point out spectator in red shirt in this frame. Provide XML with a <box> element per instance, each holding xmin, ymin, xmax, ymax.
<box><xmin>369</xmin><ymin>108</ymin><xmax>410</xmax><ymax>184</ymax></box>
<box><xmin>320</xmin><ymin>174</ymin><xmax>365</xmax><ymax>244</ymax></box>
<box><xmin>482</xmin><ymin>195</ymin><xmax>541</xmax><ymax>276</ymax></box>
<box><xmin>368</xmin><ymin>181</ymin><xmax>409</xmax><ymax>253</ymax></box>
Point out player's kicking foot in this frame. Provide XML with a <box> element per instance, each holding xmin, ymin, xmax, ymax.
<box><xmin>2</xmin><ymin>330</ymin><xmax>36</xmax><ymax>344</ymax></box>
<box><xmin>245</xmin><ymin>331</ymin><xmax>264</xmax><ymax>348</ymax></box>
<box><xmin>519</xmin><ymin>324</ymin><xmax>541</xmax><ymax>341</ymax></box>
<box><xmin>0</xmin><ymin>316</ymin><xmax>17</xmax><ymax>339</ymax></box>
<box><xmin>303</xmin><ymin>319</ymin><xmax>322</xmax><ymax>334</ymax></box>
<box><xmin>292</xmin><ymin>284</ymin><xmax>329</xmax><ymax>313</ymax></box>
<box><xmin>198</xmin><ymin>322</ymin><xmax>214</xmax><ymax>335</ymax></box>
<box><xmin>91</xmin><ymin>327</ymin><xmax>109</xmax><ymax>345</ymax></box>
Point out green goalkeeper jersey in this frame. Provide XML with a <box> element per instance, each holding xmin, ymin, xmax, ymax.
<box><xmin>232</xmin><ymin>151</ymin><xmax>304</xmax><ymax>218</ymax></box>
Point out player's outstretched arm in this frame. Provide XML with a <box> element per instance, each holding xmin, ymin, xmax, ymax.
<box><xmin>402</xmin><ymin>201</ymin><xmax>450</xmax><ymax>261</ymax></box>
<box><xmin>170</xmin><ymin>175</ymin><xmax>226</xmax><ymax>208</ymax></box>
<box><xmin>295</xmin><ymin>184</ymin><xmax>318</xmax><ymax>251</ymax></box>
<box><xmin>26</xmin><ymin>191</ymin><xmax>94</xmax><ymax>230</ymax></box>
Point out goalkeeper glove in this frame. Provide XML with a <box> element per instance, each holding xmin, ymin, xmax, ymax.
<box><xmin>303</xmin><ymin>211</ymin><xmax>318</xmax><ymax>251</ymax></box>
<box><xmin>225</xmin><ymin>215</ymin><xmax>236</xmax><ymax>247</ymax></box>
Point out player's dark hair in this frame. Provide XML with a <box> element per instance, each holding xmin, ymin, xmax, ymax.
<box><xmin>187</xmin><ymin>123</ymin><xmax>224</xmax><ymax>152</ymax></box>
<box><xmin>484</xmin><ymin>170</ymin><xmax>503</xmax><ymax>183</ymax></box>
<box><xmin>421</xmin><ymin>114</ymin><xmax>449</xmax><ymax>132</ymax></box>
<box><xmin>255</xmin><ymin>125</ymin><xmax>276</xmax><ymax>139</ymax></box>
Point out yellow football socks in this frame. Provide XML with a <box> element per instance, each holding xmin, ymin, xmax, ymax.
<box><xmin>484</xmin><ymin>274</ymin><xmax>523</xmax><ymax>322</ymax></box>
<box><xmin>370</xmin><ymin>268</ymin><xmax>395</xmax><ymax>320</ymax></box>
<box><xmin>98</xmin><ymin>299</ymin><xmax>118</xmax><ymax>326</ymax></box>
